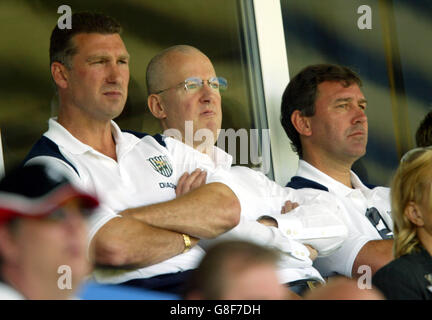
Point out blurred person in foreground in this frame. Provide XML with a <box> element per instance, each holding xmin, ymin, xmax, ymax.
<box><xmin>373</xmin><ymin>147</ymin><xmax>432</xmax><ymax>300</ymax></box>
<box><xmin>0</xmin><ymin>163</ymin><xmax>98</xmax><ymax>299</ymax></box>
<box><xmin>185</xmin><ymin>240</ymin><xmax>299</xmax><ymax>300</ymax></box>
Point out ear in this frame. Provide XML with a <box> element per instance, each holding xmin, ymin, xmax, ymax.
<box><xmin>51</xmin><ymin>62</ymin><xmax>69</xmax><ymax>89</ymax></box>
<box><xmin>404</xmin><ymin>201</ymin><xmax>424</xmax><ymax>227</ymax></box>
<box><xmin>291</xmin><ymin>110</ymin><xmax>312</xmax><ymax>136</ymax></box>
<box><xmin>147</xmin><ymin>94</ymin><xmax>167</xmax><ymax>120</ymax></box>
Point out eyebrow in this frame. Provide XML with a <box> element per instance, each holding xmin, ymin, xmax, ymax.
<box><xmin>86</xmin><ymin>54</ymin><xmax>130</xmax><ymax>62</ymax></box>
<box><xmin>334</xmin><ymin>97</ymin><xmax>367</xmax><ymax>104</ymax></box>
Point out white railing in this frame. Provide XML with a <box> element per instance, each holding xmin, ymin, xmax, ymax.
<box><xmin>252</xmin><ymin>0</ymin><xmax>298</xmax><ymax>185</ymax></box>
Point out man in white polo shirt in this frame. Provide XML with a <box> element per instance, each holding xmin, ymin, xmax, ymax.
<box><xmin>282</xmin><ymin>64</ymin><xmax>393</xmax><ymax>278</ymax></box>
<box><xmin>24</xmin><ymin>12</ymin><xmax>241</xmax><ymax>295</ymax></box>
<box><xmin>146</xmin><ymin>45</ymin><xmax>350</xmax><ymax>295</ymax></box>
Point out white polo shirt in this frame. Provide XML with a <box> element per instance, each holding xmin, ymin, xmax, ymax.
<box><xmin>290</xmin><ymin>160</ymin><xmax>392</xmax><ymax>277</ymax></box>
<box><xmin>25</xmin><ymin>118</ymin><xmax>241</xmax><ymax>284</ymax></box>
<box><xmin>200</xmin><ymin>146</ymin><xmax>350</xmax><ymax>283</ymax></box>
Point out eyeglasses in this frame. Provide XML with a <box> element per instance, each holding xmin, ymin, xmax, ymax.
<box><xmin>154</xmin><ymin>76</ymin><xmax>228</xmax><ymax>94</ymax></box>
<box><xmin>400</xmin><ymin>146</ymin><xmax>432</xmax><ymax>163</ymax></box>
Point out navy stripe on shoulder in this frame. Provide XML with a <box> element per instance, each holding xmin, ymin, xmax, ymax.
<box><xmin>121</xmin><ymin>130</ymin><xmax>166</xmax><ymax>148</ymax></box>
<box><xmin>286</xmin><ymin>176</ymin><xmax>329</xmax><ymax>192</ymax></box>
<box><xmin>365</xmin><ymin>183</ymin><xmax>377</xmax><ymax>189</ymax></box>
<box><xmin>22</xmin><ymin>136</ymin><xmax>80</xmax><ymax>177</ymax></box>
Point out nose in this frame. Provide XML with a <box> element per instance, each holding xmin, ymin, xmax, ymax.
<box><xmin>106</xmin><ymin>62</ymin><xmax>124</xmax><ymax>84</ymax></box>
<box><xmin>199</xmin><ymin>80</ymin><xmax>220</xmax><ymax>104</ymax></box>
<box><xmin>352</xmin><ymin>105</ymin><xmax>367</xmax><ymax>125</ymax></box>
<box><xmin>63</xmin><ymin>207</ymin><xmax>87</xmax><ymax>234</ymax></box>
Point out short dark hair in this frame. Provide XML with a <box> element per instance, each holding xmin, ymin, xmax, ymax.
<box><xmin>280</xmin><ymin>64</ymin><xmax>362</xmax><ymax>157</ymax></box>
<box><xmin>415</xmin><ymin>111</ymin><xmax>432</xmax><ymax>147</ymax></box>
<box><xmin>49</xmin><ymin>11</ymin><xmax>122</xmax><ymax>68</ymax></box>
<box><xmin>185</xmin><ymin>240</ymin><xmax>279</xmax><ymax>299</ymax></box>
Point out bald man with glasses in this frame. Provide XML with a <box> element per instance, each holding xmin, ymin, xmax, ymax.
<box><xmin>146</xmin><ymin>45</ymin><xmax>352</xmax><ymax>296</ymax></box>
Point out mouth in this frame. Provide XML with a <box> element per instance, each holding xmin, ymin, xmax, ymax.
<box><xmin>103</xmin><ymin>91</ymin><xmax>122</xmax><ymax>97</ymax></box>
<box><xmin>200</xmin><ymin>109</ymin><xmax>216</xmax><ymax>117</ymax></box>
<box><xmin>347</xmin><ymin>125</ymin><xmax>367</xmax><ymax>138</ymax></box>
<box><xmin>348</xmin><ymin>131</ymin><xmax>365</xmax><ymax>137</ymax></box>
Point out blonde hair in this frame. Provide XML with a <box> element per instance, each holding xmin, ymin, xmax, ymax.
<box><xmin>391</xmin><ymin>148</ymin><xmax>432</xmax><ymax>258</ymax></box>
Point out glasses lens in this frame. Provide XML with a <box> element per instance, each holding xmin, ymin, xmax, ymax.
<box><xmin>184</xmin><ymin>77</ymin><xmax>202</xmax><ymax>91</ymax></box>
<box><xmin>213</xmin><ymin>77</ymin><xmax>227</xmax><ymax>91</ymax></box>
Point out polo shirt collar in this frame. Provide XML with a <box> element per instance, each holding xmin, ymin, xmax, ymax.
<box><xmin>45</xmin><ymin>117</ymin><xmax>131</xmax><ymax>156</ymax></box>
<box><xmin>208</xmin><ymin>145</ymin><xmax>233</xmax><ymax>168</ymax></box>
<box><xmin>297</xmin><ymin>160</ymin><xmax>369</xmax><ymax>196</ymax></box>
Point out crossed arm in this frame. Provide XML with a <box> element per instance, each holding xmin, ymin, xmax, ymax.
<box><xmin>351</xmin><ymin>239</ymin><xmax>393</xmax><ymax>277</ymax></box>
<box><xmin>91</xmin><ymin>181</ymin><xmax>240</xmax><ymax>268</ymax></box>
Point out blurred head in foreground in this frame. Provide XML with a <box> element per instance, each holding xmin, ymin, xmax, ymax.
<box><xmin>185</xmin><ymin>240</ymin><xmax>291</xmax><ymax>300</ymax></box>
<box><xmin>0</xmin><ymin>164</ymin><xmax>98</xmax><ymax>299</ymax></box>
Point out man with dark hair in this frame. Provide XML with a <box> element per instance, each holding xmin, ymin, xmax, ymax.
<box><xmin>282</xmin><ymin>64</ymin><xmax>393</xmax><ymax>278</ymax></box>
<box><xmin>0</xmin><ymin>163</ymin><xmax>98</xmax><ymax>299</ymax></box>
<box><xmin>280</xmin><ymin>64</ymin><xmax>363</xmax><ymax>158</ymax></box>
<box><xmin>24</xmin><ymin>12</ymin><xmax>241</xmax><ymax>295</ymax></box>
<box><xmin>49</xmin><ymin>11</ymin><xmax>122</xmax><ymax>68</ymax></box>
<box><xmin>415</xmin><ymin>111</ymin><xmax>432</xmax><ymax>147</ymax></box>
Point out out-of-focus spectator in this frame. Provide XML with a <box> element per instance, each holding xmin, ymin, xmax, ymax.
<box><xmin>373</xmin><ymin>147</ymin><xmax>432</xmax><ymax>300</ymax></box>
<box><xmin>0</xmin><ymin>163</ymin><xmax>98</xmax><ymax>299</ymax></box>
<box><xmin>185</xmin><ymin>240</ymin><xmax>299</xmax><ymax>300</ymax></box>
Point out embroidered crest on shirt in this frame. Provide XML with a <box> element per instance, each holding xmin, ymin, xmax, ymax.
<box><xmin>147</xmin><ymin>156</ymin><xmax>173</xmax><ymax>177</ymax></box>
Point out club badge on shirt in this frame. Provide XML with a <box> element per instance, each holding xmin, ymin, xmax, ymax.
<box><xmin>147</xmin><ymin>155</ymin><xmax>173</xmax><ymax>177</ymax></box>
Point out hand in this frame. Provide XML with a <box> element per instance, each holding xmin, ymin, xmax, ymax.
<box><xmin>281</xmin><ymin>200</ymin><xmax>299</xmax><ymax>214</ymax></box>
<box><xmin>257</xmin><ymin>216</ymin><xmax>278</xmax><ymax>227</ymax></box>
<box><xmin>176</xmin><ymin>169</ymin><xmax>207</xmax><ymax>197</ymax></box>
<box><xmin>305</xmin><ymin>244</ymin><xmax>318</xmax><ymax>261</ymax></box>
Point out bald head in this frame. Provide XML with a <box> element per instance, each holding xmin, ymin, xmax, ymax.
<box><xmin>146</xmin><ymin>45</ymin><xmax>222</xmax><ymax>152</ymax></box>
<box><xmin>146</xmin><ymin>45</ymin><xmax>208</xmax><ymax>95</ymax></box>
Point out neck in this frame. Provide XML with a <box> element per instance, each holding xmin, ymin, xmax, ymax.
<box><xmin>58</xmin><ymin>108</ymin><xmax>117</xmax><ymax>161</ymax></box>
<box><xmin>418</xmin><ymin>228</ymin><xmax>432</xmax><ymax>257</ymax></box>
<box><xmin>302</xmin><ymin>151</ymin><xmax>354</xmax><ymax>188</ymax></box>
